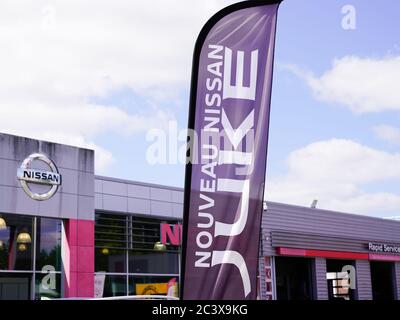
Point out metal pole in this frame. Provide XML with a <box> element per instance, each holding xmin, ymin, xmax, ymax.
<box><xmin>31</xmin><ymin>217</ymin><xmax>37</xmax><ymax>300</ymax></box>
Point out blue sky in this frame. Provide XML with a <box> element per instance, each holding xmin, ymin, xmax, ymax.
<box><xmin>264</xmin><ymin>0</ymin><xmax>400</xmax><ymax>216</ymax></box>
<box><xmin>1</xmin><ymin>0</ymin><xmax>399</xmax><ymax>217</ymax></box>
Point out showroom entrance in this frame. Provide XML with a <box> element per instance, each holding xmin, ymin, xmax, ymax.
<box><xmin>275</xmin><ymin>257</ymin><xmax>314</xmax><ymax>300</ymax></box>
<box><xmin>370</xmin><ymin>261</ymin><xmax>395</xmax><ymax>300</ymax></box>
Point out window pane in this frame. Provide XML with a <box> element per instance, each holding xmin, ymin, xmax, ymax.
<box><xmin>35</xmin><ymin>218</ymin><xmax>62</xmax><ymax>271</ymax></box>
<box><xmin>0</xmin><ymin>214</ymin><xmax>33</xmax><ymax>271</ymax></box>
<box><xmin>128</xmin><ymin>251</ymin><xmax>179</xmax><ymax>274</ymax></box>
<box><xmin>102</xmin><ymin>275</ymin><xmax>127</xmax><ymax>297</ymax></box>
<box><xmin>0</xmin><ymin>272</ymin><xmax>32</xmax><ymax>300</ymax></box>
<box><xmin>129</xmin><ymin>276</ymin><xmax>179</xmax><ymax>297</ymax></box>
<box><xmin>130</xmin><ymin>217</ymin><xmax>180</xmax><ymax>252</ymax></box>
<box><xmin>95</xmin><ymin>248</ymin><xmax>126</xmax><ymax>273</ymax></box>
<box><xmin>95</xmin><ymin>213</ymin><xmax>127</xmax><ymax>249</ymax></box>
<box><xmin>275</xmin><ymin>257</ymin><xmax>314</xmax><ymax>300</ymax></box>
<box><xmin>35</xmin><ymin>273</ymin><xmax>61</xmax><ymax>300</ymax></box>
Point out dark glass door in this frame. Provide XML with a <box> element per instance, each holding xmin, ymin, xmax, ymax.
<box><xmin>370</xmin><ymin>261</ymin><xmax>395</xmax><ymax>300</ymax></box>
<box><xmin>0</xmin><ymin>273</ymin><xmax>31</xmax><ymax>300</ymax></box>
<box><xmin>275</xmin><ymin>257</ymin><xmax>314</xmax><ymax>300</ymax></box>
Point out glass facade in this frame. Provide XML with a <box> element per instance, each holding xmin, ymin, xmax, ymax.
<box><xmin>275</xmin><ymin>257</ymin><xmax>314</xmax><ymax>300</ymax></box>
<box><xmin>0</xmin><ymin>215</ymin><xmax>34</xmax><ymax>271</ymax></box>
<box><xmin>36</xmin><ymin>218</ymin><xmax>62</xmax><ymax>272</ymax></box>
<box><xmin>95</xmin><ymin>213</ymin><xmax>180</xmax><ymax>297</ymax></box>
<box><xmin>0</xmin><ymin>213</ymin><xmax>62</xmax><ymax>300</ymax></box>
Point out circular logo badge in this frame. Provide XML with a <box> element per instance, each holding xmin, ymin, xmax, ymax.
<box><xmin>17</xmin><ymin>153</ymin><xmax>62</xmax><ymax>201</ymax></box>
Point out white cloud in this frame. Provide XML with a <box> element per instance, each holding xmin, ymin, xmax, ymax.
<box><xmin>285</xmin><ymin>56</ymin><xmax>400</xmax><ymax>113</ymax></box>
<box><xmin>0</xmin><ymin>101</ymin><xmax>172</xmax><ymax>173</ymax></box>
<box><xmin>0</xmin><ymin>0</ymin><xmax>234</xmax><ymax>98</ymax></box>
<box><xmin>373</xmin><ymin>124</ymin><xmax>400</xmax><ymax>145</ymax></box>
<box><xmin>0</xmin><ymin>0</ymin><xmax>234</xmax><ymax>172</ymax></box>
<box><xmin>266</xmin><ymin>139</ymin><xmax>400</xmax><ymax>216</ymax></box>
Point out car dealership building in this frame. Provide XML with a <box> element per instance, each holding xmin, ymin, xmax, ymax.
<box><xmin>1</xmin><ymin>132</ymin><xmax>400</xmax><ymax>300</ymax></box>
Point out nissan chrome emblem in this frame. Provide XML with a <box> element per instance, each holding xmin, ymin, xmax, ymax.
<box><xmin>17</xmin><ymin>153</ymin><xmax>62</xmax><ymax>201</ymax></box>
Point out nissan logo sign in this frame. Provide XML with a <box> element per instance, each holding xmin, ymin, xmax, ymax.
<box><xmin>17</xmin><ymin>153</ymin><xmax>62</xmax><ymax>201</ymax></box>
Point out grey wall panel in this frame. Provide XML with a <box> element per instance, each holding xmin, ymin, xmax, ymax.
<box><xmin>14</xmin><ymin>187</ymin><xmax>40</xmax><ymax>217</ymax></box>
<box><xmin>94</xmin><ymin>177</ymin><xmax>180</xmax><ymax>220</ymax></box>
<box><xmin>78</xmin><ymin>195</ymin><xmax>95</xmax><ymax>220</ymax></box>
<box><xmin>314</xmin><ymin>258</ymin><xmax>328</xmax><ymax>300</ymax></box>
<box><xmin>77</xmin><ymin>171</ymin><xmax>94</xmax><ymax>197</ymax></box>
<box><xmin>0</xmin><ymin>134</ymin><xmax>39</xmax><ymax>161</ymax></box>
<box><xmin>76</xmin><ymin>148</ymin><xmax>95</xmax><ymax>173</ymax></box>
<box><xmin>40</xmin><ymin>143</ymin><xmax>79</xmax><ymax>172</ymax></box>
<box><xmin>102</xmin><ymin>181</ymin><xmax>127</xmax><ymax>197</ymax></box>
<box><xmin>0</xmin><ymin>158</ymin><xmax>19</xmax><ymax>188</ymax></box>
<box><xmin>128</xmin><ymin>198</ymin><xmax>151</xmax><ymax>215</ymax></box>
<box><xmin>150</xmin><ymin>188</ymin><xmax>172</xmax><ymax>202</ymax></box>
<box><xmin>37</xmin><ymin>192</ymin><xmax>78</xmax><ymax>219</ymax></box>
<box><xmin>151</xmin><ymin>200</ymin><xmax>173</xmax><ymax>218</ymax></box>
<box><xmin>94</xmin><ymin>193</ymin><xmax>103</xmax><ymax>211</ymax></box>
<box><xmin>96</xmin><ymin>175</ymin><xmax>182</xmax><ymax>192</ymax></box>
<box><xmin>58</xmin><ymin>168</ymin><xmax>79</xmax><ymax>195</ymax></box>
<box><xmin>0</xmin><ymin>185</ymin><xmax>39</xmax><ymax>216</ymax></box>
<box><xmin>171</xmin><ymin>190</ymin><xmax>184</xmax><ymax>204</ymax></box>
<box><xmin>355</xmin><ymin>260</ymin><xmax>372</xmax><ymax>300</ymax></box>
<box><xmin>95</xmin><ymin>179</ymin><xmax>103</xmax><ymax>194</ymax></box>
<box><xmin>0</xmin><ymin>185</ymin><xmax>19</xmax><ymax>213</ymax></box>
<box><xmin>172</xmin><ymin>203</ymin><xmax>183</xmax><ymax>219</ymax></box>
<box><xmin>39</xmin><ymin>141</ymin><xmax>94</xmax><ymax>173</ymax></box>
<box><xmin>127</xmin><ymin>184</ymin><xmax>150</xmax><ymax>199</ymax></box>
<box><xmin>102</xmin><ymin>194</ymin><xmax>128</xmax><ymax>213</ymax></box>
